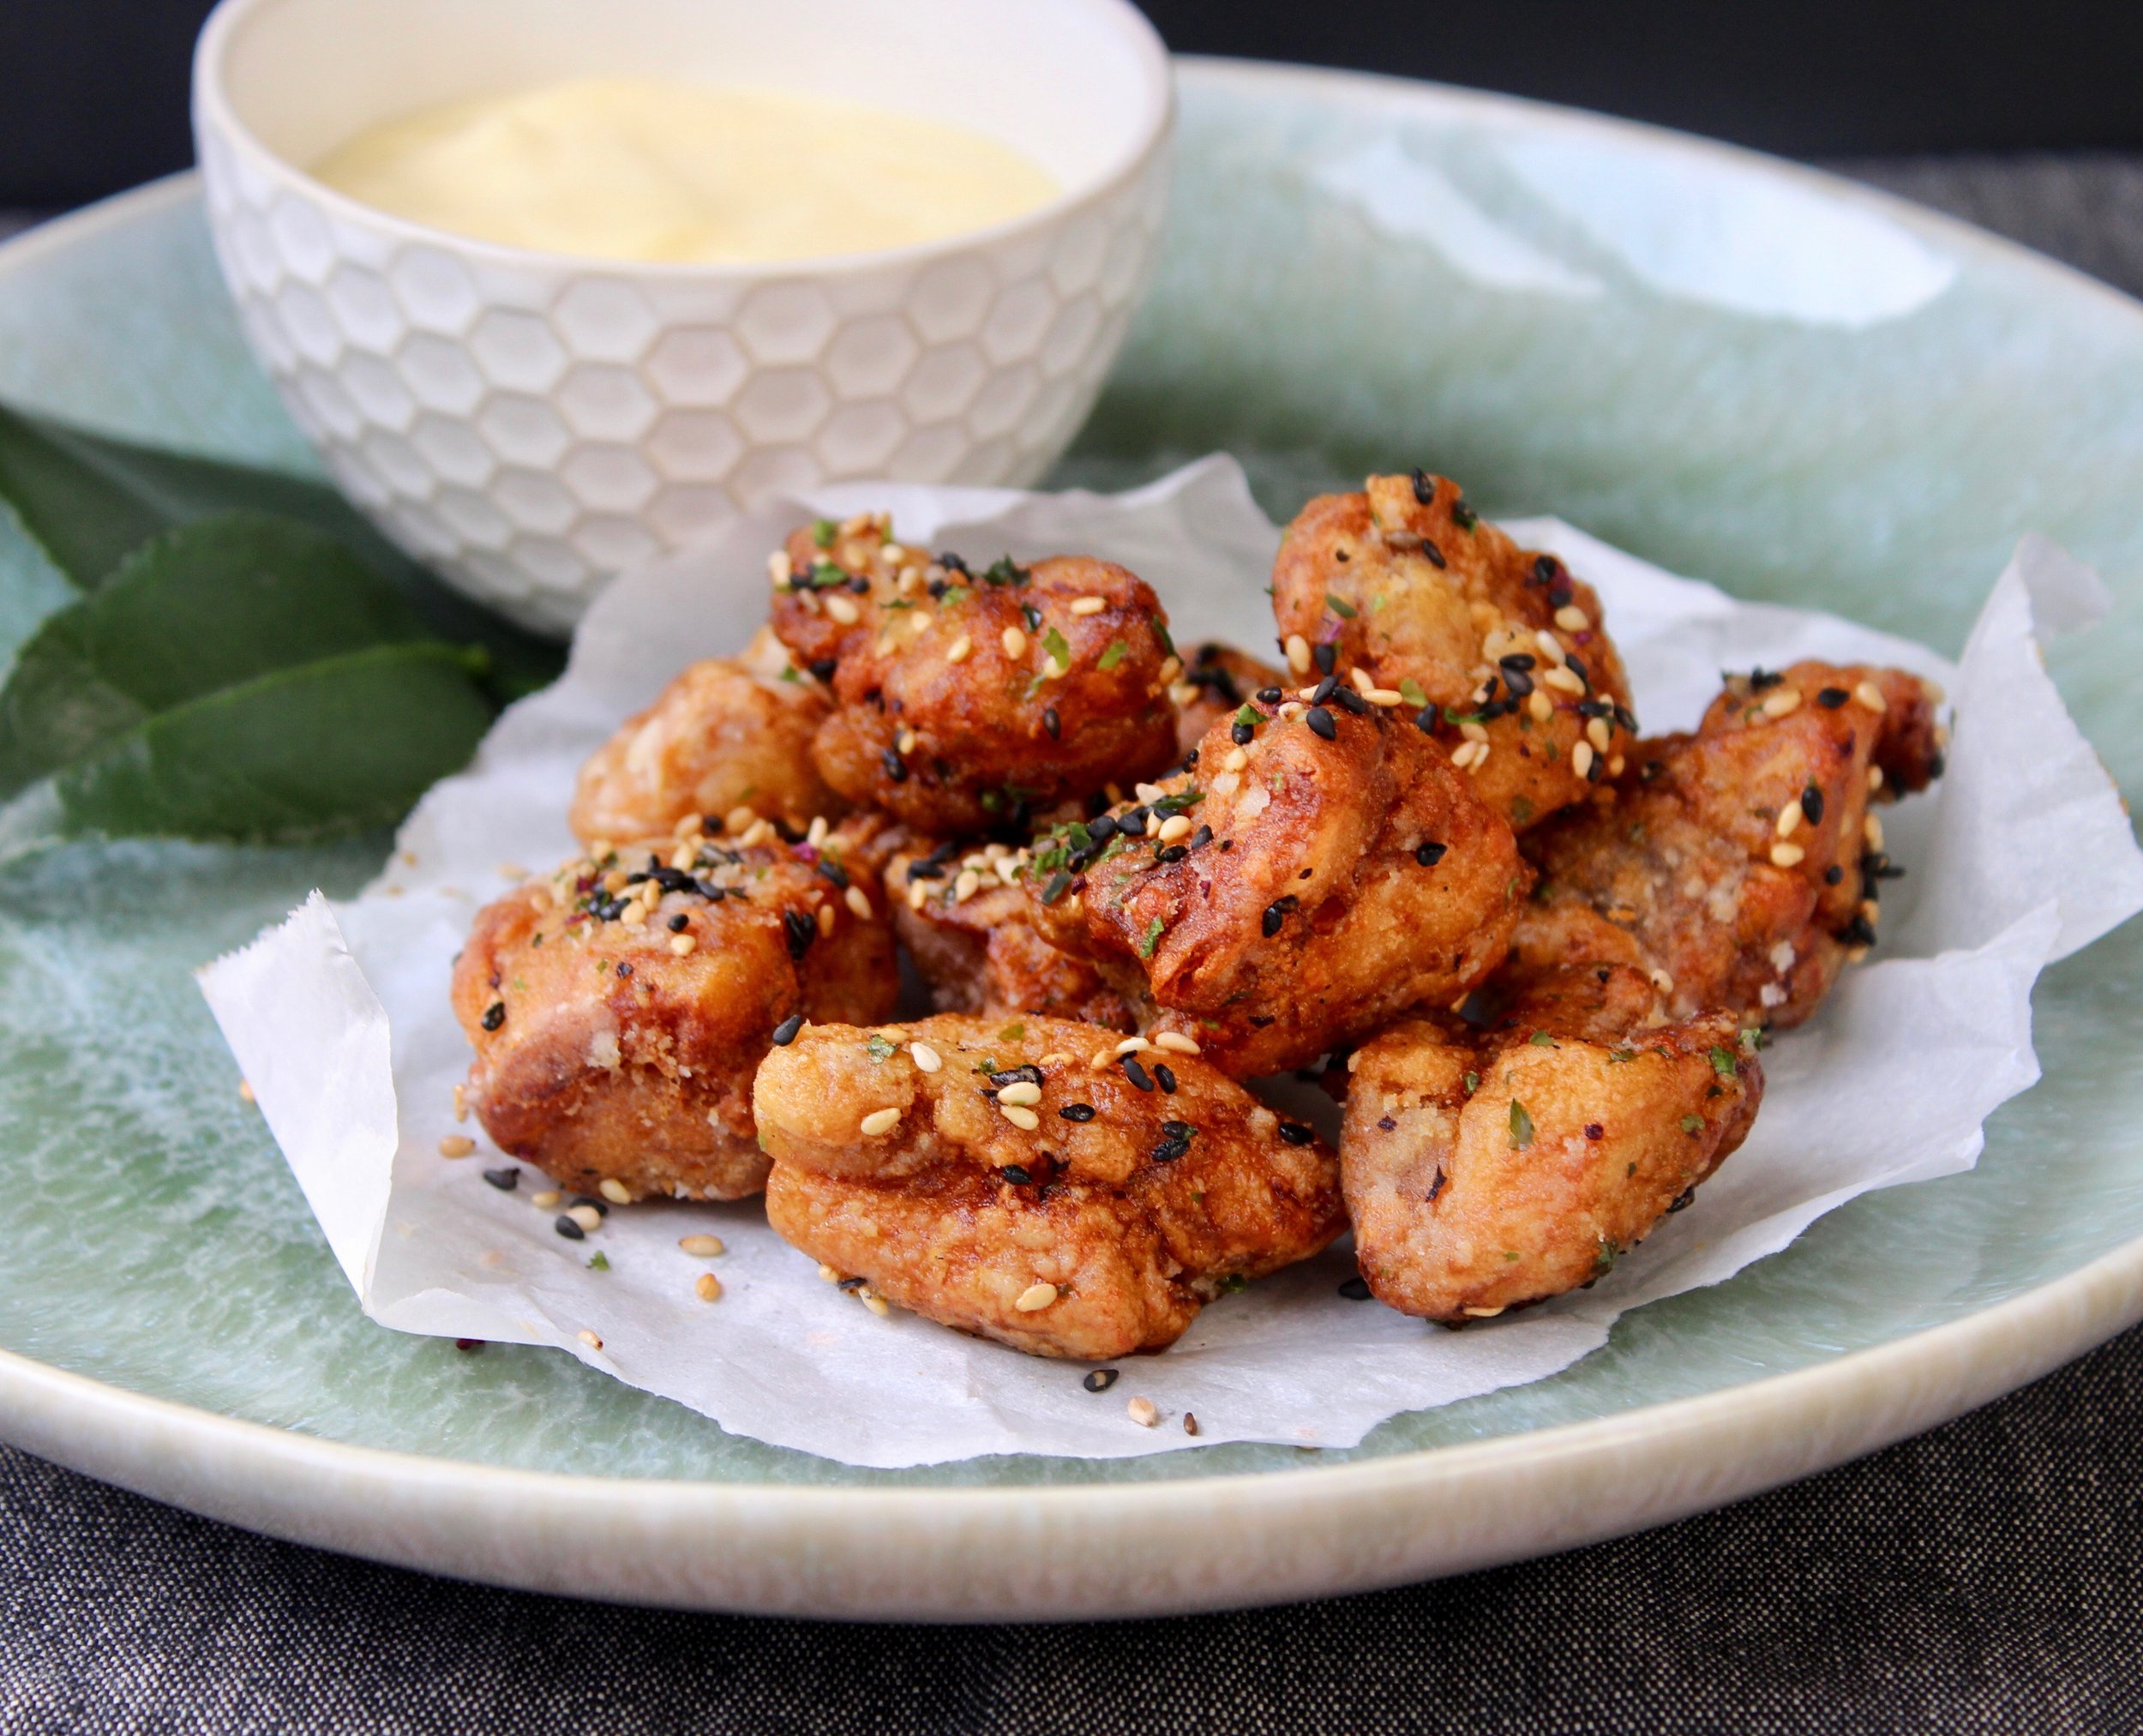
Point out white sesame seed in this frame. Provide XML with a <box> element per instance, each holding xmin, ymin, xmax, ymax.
<box><xmin>1648</xmin><ymin>969</ymin><xmax>1675</xmax><ymax>994</ymax></box>
<box><xmin>669</xmin><ymin>934</ymin><xmax>696</xmax><ymax>956</ymax></box>
<box><xmin>1586</xmin><ymin>716</ymin><xmax>1612</xmax><ymax>754</ymax></box>
<box><xmin>1001</xmin><ymin>624</ymin><xmax>1028</xmax><ymax>658</ymax></box>
<box><xmin>1070</xmin><ymin>595</ymin><xmax>1107</xmax><ymax>616</ymax></box>
<box><xmin>1855</xmin><ymin>680</ymin><xmax>1888</xmax><ymax>712</ymax></box>
<box><xmin>438</xmin><ymin>1134</ymin><xmax>475</xmax><ymax>1158</ymax></box>
<box><xmin>577</xmin><ymin>1329</ymin><xmax>603</xmax><ymax>1349</ymax></box>
<box><xmin>1000</xmin><ymin>1104</ymin><xmax>1041</xmax><ymax>1131</ymax></box>
<box><xmin>1769</xmin><ymin>842</ymin><xmax>1806</xmax><ymax>868</ymax></box>
<box><xmin>1115</xmin><ymin>1036</ymin><xmax>1153</xmax><ymax>1054</ymax></box>
<box><xmin>1134</xmin><ymin>782</ymin><xmax>1168</xmax><ymax>804</ymax></box>
<box><xmin>1223</xmin><ymin>746</ymin><xmax>1249</xmax><ymax>772</ymax></box>
<box><xmin>567</xmin><ymin>1204</ymin><xmax>603</xmax><ymax>1232</ymax></box>
<box><xmin>1860</xmin><ymin>898</ymin><xmax>1882</xmax><ymax>923</ymax></box>
<box><xmin>818</xmin><ymin>1263</ymin><xmax>842</xmax><ymax>1282</ymax></box>
<box><xmin>815</xmin><ymin>902</ymin><xmax>836</xmax><ymax>936</ymax></box>
<box><xmin>1535</xmin><ymin>630</ymin><xmax>1568</xmax><ymax>666</ymax></box>
<box><xmin>768</xmin><ymin>550</ymin><xmax>793</xmax><ymax>586</ymax></box>
<box><xmin>807</xmin><ymin>816</ymin><xmax>830</xmax><ymax>847</ymax></box>
<box><xmin>1153</xmin><ymin>1032</ymin><xmax>1200</xmax><ymax>1055</ymax></box>
<box><xmin>1047</xmin><ymin>656</ymin><xmax>1070</xmax><ymax>680</ymax></box>
<box><xmin>598</xmin><ymin>1179</ymin><xmax>632</xmax><ymax>1204</ymax></box>
<box><xmin>1865</xmin><ymin>813</ymin><xmax>1885</xmax><ymax>850</ymax></box>
<box><xmin>1868</xmin><ymin>765</ymin><xmax>1885</xmax><ymax>791</ymax></box>
<box><xmin>897</xmin><ymin>729</ymin><xmax>918</xmax><ymax>754</ymax></box>
<box><xmin>953</xmin><ymin>869</ymin><xmax>981</xmax><ymax>903</ymax></box>
<box><xmin>531</xmin><ymin>1190</ymin><xmax>561</xmax><ymax>1210</ymax></box>
<box><xmin>1144</xmin><ymin>811</ymin><xmax>1162</xmax><ymax>837</ymax></box>
<box><xmin>1543</xmin><ymin>665</ymin><xmax>1587</xmax><ymax>695</ymax></box>
<box><xmin>1571</xmin><ymin>741</ymin><xmax>1595</xmax><ymax>779</ymax></box>
<box><xmin>1777</xmin><ymin>800</ymin><xmax>1804</xmax><ymax>838</ymax></box>
<box><xmin>857</xmin><ymin>1287</ymin><xmax>890</xmax><ymax>1317</ymax></box>
<box><xmin>908</xmin><ymin>880</ymin><xmax>929</xmax><ymax>911</ymax></box>
<box><xmin>1608</xmin><ymin>754</ymin><xmax>1626</xmax><ymax>777</ymax></box>
<box><xmin>1090</xmin><ymin>1047</ymin><xmax>1115</xmax><ymax>1069</ymax></box>
<box><xmin>451</xmin><ymin>1083</ymin><xmax>466</xmax><ymax>1121</ymax></box>
<box><xmin>860</xmin><ymin>1108</ymin><xmax>902</xmax><ymax>1136</ymax></box>
<box><xmin>1284</xmin><ymin>634</ymin><xmax>1312</xmax><ymax>674</ymax></box>
<box><xmin>910</xmin><ymin>1041</ymin><xmax>942</xmax><ymax>1072</ymax></box>
<box><xmin>1462</xmin><ymin>1306</ymin><xmax>1504</xmax><ymax>1319</ymax></box>
<box><xmin>694</xmin><ymin>1272</ymin><xmax>723</xmax><ymax>1302</ymax></box>
<box><xmin>1761</xmin><ymin>687</ymin><xmax>1803</xmax><ymax>719</ymax></box>
<box><xmin>1528</xmin><ymin>690</ymin><xmax>1554</xmax><ymax>722</ymax></box>
<box><xmin>679</xmin><ymin>1234</ymin><xmax>725</xmax><ymax>1257</ymax></box>
<box><xmin>946</xmin><ymin>634</ymin><xmax>972</xmax><ymax>664</ymax></box>
<box><xmin>740</xmin><ymin>818</ymin><xmax>774</xmax><ymax>847</ymax></box>
<box><xmin>1554</xmin><ymin>604</ymin><xmax>1589</xmax><ymax>632</ymax></box>
<box><xmin>1450</xmin><ymin>742</ymin><xmax>1479</xmax><ymax>769</ymax></box>
<box><xmin>1157</xmin><ymin>657</ymin><xmax>1182</xmax><ymax>685</ymax></box>
<box><xmin>1349</xmin><ymin>665</ymin><xmax>1378</xmax><ymax>696</ymax></box>
<box><xmin>1367</xmin><ymin>688</ymin><xmax>1405</xmax><ymax>706</ymax></box>
<box><xmin>1459</xmin><ymin>719</ymin><xmax>1488</xmax><ymax>742</ymax></box>
<box><xmin>1014</xmin><ymin>1281</ymin><xmax>1058</xmax><ymax>1312</ymax></box>
<box><xmin>998</xmin><ymin>1081</ymin><xmax>1042</xmax><ymax>1106</ymax></box>
<box><xmin>1156</xmin><ymin>814</ymin><xmax>1193</xmax><ymax>844</ymax></box>
<box><xmin>1127</xmin><ymin>1396</ymin><xmax>1159</xmax><ymax>1427</ymax></box>
<box><xmin>824</xmin><ymin>592</ymin><xmax>860</xmax><ymax>626</ymax></box>
<box><xmin>844</xmin><ymin>885</ymin><xmax>873</xmax><ymax>920</ymax></box>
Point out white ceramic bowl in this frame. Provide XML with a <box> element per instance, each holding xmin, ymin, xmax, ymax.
<box><xmin>191</xmin><ymin>0</ymin><xmax>1173</xmax><ymax>634</ymax></box>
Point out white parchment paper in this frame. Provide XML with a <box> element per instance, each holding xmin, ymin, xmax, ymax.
<box><xmin>199</xmin><ymin>459</ymin><xmax>2143</xmax><ymax>1467</ymax></box>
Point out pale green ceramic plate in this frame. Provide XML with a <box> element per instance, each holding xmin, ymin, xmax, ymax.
<box><xmin>4</xmin><ymin>60</ymin><xmax>2143</xmax><ymax>1618</ymax></box>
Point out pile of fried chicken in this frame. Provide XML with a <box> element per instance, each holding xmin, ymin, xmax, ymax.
<box><xmin>451</xmin><ymin>472</ymin><xmax>1945</xmax><ymax>1361</ymax></box>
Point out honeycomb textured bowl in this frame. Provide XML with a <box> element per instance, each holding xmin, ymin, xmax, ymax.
<box><xmin>191</xmin><ymin>0</ymin><xmax>1172</xmax><ymax>634</ymax></box>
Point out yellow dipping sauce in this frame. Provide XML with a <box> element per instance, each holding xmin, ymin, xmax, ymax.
<box><xmin>311</xmin><ymin>77</ymin><xmax>1059</xmax><ymax>263</ymax></box>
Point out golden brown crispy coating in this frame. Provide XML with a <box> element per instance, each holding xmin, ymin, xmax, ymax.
<box><xmin>1510</xmin><ymin>662</ymin><xmax>1944</xmax><ymax>1028</ymax></box>
<box><xmin>568</xmin><ymin>627</ymin><xmax>842</xmax><ymax>845</ymax></box>
<box><xmin>887</xmin><ymin>841</ymin><xmax>1136</xmax><ymax>1031</ymax></box>
<box><xmin>1027</xmin><ymin>690</ymin><xmax>1530</xmax><ymax>1078</ymax></box>
<box><xmin>1271</xmin><ymin>473</ymin><xmax>1636</xmax><ymax>831</ymax></box>
<box><xmin>1168</xmin><ymin>640</ymin><xmax>1288</xmax><ymax>758</ymax></box>
<box><xmin>755</xmin><ymin>1013</ymin><xmax>1344</xmax><ymax>1358</ymax></box>
<box><xmin>452</xmin><ymin>815</ymin><xmax>899</xmax><ymax>1202</ymax></box>
<box><xmin>1342</xmin><ymin>970</ymin><xmax>1763</xmax><ymax>1321</ymax></box>
<box><xmin>767</xmin><ymin>514</ymin><xmax>1179</xmax><ymax>834</ymax></box>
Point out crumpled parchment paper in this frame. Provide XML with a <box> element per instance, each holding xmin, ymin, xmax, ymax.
<box><xmin>198</xmin><ymin>458</ymin><xmax>2143</xmax><ymax>1466</ymax></box>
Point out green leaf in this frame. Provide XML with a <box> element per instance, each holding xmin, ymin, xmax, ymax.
<box><xmin>1398</xmin><ymin>677</ymin><xmax>1429</xmax><ymax>707</ymax></box>
<box><xmin>1097</xmin><ymin>639</ymin><xmax>1128</xmax><ymax>672</ymax></box>
<box><xmin>1138</xmin><ymin>916</ymin><xmax>1166</xmax><ymax>958</ymax></box>
<box><xmin>865</xmin><ymin>1035</ymin><xmax>896</xmax><ymax>1062</ymax></box>
<box><xmin>0</xmin><ymin>513</ymin><xmax>492</xmax><ymax>853</ymax></box>
<box><xmin>1324</xmin><ymin>592</ymin><xmax>1358</xmax><ymax>619</ymax></box>
<box><xmin>1508</xmin><ymin>1100</ymin><xmax>1534</xmax><ymax>1149</ymax></box>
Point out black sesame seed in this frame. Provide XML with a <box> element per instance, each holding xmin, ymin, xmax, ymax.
<box><xmin>882</xmin><ymin>747</ymin><xmax>909</xmax><ymax>783</ymax></box>
<box><xmin>1087</xmin><ymin>814</ymin><xmax>1118</xmax><ymax>844</ymax></box>
<box><xmin>481</xmin><ymin>1001</ymin><xmax>505</xmax><ymax>1032</ymax></box>
<box><xmin>1565</xmin><ymin>652</ymin><xmax>1590</xmax><ymax>688</ymax></box>
<box><xmin>1162</xmin><ymin>1120</ymin><xmax>1195</xmax><ymax>1138</ymax></box>
<box><xmin>1189</xmin><ymin>826</ymin><xmax>1213</xmax><ymax>849</ymax></box>
<box><xmin>808</xmin><ymin>658</ymin><xmax>837</xmax><ymax>682</ymax></box>
<box><xmin>1841</xmin><ymin>915</ymin><xmax>1879</xmax><ymax>947</ymax></box>
<box><xmin>1416</xmin><ymin>840</ymin><xmax>1448</xmax><ymax>867</ymax></box>
<box><xmin>1151</xmin><ymin>1135</ymin><xmax>1190</xmax><ymax>1162</ymax></box>
<box><xmin>817</xmin><ymin>858</ymin><xmax>849</xmax><ymax>890</ymax></box>
<box><xmin>1339</xmin><ymin>1276</ymin><xmax>1372</xmax><ymax>1300</ymax></box>
<box><xmin>1153</xmin><ymin>1063</ymin><xmax>1178</xmax><ymax>1094</ymax></box>
<box><xmin>1929</xmin><ymin>752</ymin><xmax>1946</xmax><ymax>779</ymax></box>
<box><xmin>771</xmin><ymin>1012</ymin><xmax>804</xmax><ymax>1046</ymax></box>
<box><xmin>668</xmin><ymin>913</ymin><xmax>690</xmax><ymax>933</ymax></box>
<box><xmin>1084</xmin><ymin>1368</ymin><xmax>1120</xmax><ymax>1392</ymax></box>
<box><xmin>553</xmin><ymin>1216</ymin><xmax>585</xmax><ymax>1240</ymax></box>
<box><xmin>1121</xmin><ymin>1056</ymin><xmax>1155</xmax><ymax>1091</ymax></box>
<box><xmin>1801</xmin><ymin>784</ymin><xmax>1825</xmax><ymax>826</ymax></box>
<box><xmin>1156</xmin><ymin>844</ymin><xmax>1189</xmax><ymax>864</ymax></box>
<box><xmin>1411</xmin><ymin>468</ymin><xmax>1437</xmax><ymax>505</ymax></box>
<box><xmin>1414</xmin><ymin>706</ymin><xmax>1439</xmax><ymax>735</ymax></box>
<box><xmin>1306</xmin><ymin>706</ymin><xmax>1336</xmax><ymax>740</ymax></box>
<box><xmin>1585</xmin><ymin>1122</ymin><xmax>1605</xmax><ymax>1140</ymax></box>
<box><xmin>615</xmin><ymin>962</ymin><xmax>633</xmax><ymax>978</ymax></box>
<box><xmin>1231</xmin><ymin>719</ymin><xmax>1255</xmax><ymax>746</ymax></box>
<box><xmin>571</xmin><ymin>1194</ymin><xmax>609</xmax><ymax>1216</ymax></box>
<box><xmin>1824</xmin><ymin>864</ymin><xmax>1845</xmax><ymax>886</ymax></box>
<box><xmin>1548</xmin><ymin>583</ymin><xmax>1574</xmax><ymax>610</ymax></box>
<box><xmin>783</xmin><ymin>910</ymin><xmax>816</xmax><ymax>959</ymax></box>
<box><xmin>1332</xmin><ymin>687</ymin><xmax>1369</xmax><ymax>716</ymax></box>
<box><xmin>999</xmin><ymin>1164</ymin><xmax>1032</xmax><ymax>1186</ymax></box>
<box><xmin>1043</xmin><ymin>706</ymin><xmax>1060</xmax><ymax>740</ymax></box>
<box><xmin>482</xmin><ymin>1167</ymin><xmax>519</xmax><ymax>1192</ymax></box>
<box><xmin>1816</xmin><ymin>686</ymin><xmax>1850</xmax><ymax>709</ymax></box>
<box><xmin>1059</xmin><ymin>1102</ymin><xmax>1096</xmax><ymax>1122</ymax></box>
<box><xmin>1277</xmin><ymin>1121</ymin><xmax>1315</xmax><ymax>1146</ymax></box>
<box><xmin>1533</xmin><ymin>556</ymin><xmax>1558</xmax><ymax>585</ymax></box>
<box><xmin>838</xmin><ymin>1275</ymin><xmax>867</xmax><ymax>1292</ymax></box>
<box><xmin>1451</xmin><ymin>498</ymin><xmax>1478</xmax><ymax>531</ymax></box>
<box><xmin>990</xmin><ymin>1065</ymin><xmax>1044</xmax><ymax>1088</ymax></box>
<box><xmin>1749</xmin><ymin>667</ymin><xmax>1784</xmax><ymax>691</ymax></box>
<box><xmin>1262</xmin><ymin>903</ymin><xmax>1287</xmax><ymax>938</ymax></box>
<box><xmin>1614</xmin><ymin>703</ymin><xmax>1642</xmax><ymax>735</ymax></box>
<box><xmin>1257</xmin><ymin>686</ymin><xmax>1283</xmax><ymax>704</ymax></box>
<box><xmin>1666</xmin><ymin>1186</ymin><xmax>1696</xmax><ymax>1214</ymax></box>
<box><xmin>906</xmin><ymin>861</ymin><xmax>944</xmax><ymax>881</ymax></box>
<box><xmin>1311</xmin><ymin>674</ymin><xmax>1339</xmax><ymax>704</ymax></box>
<box><xmin>1313</xmin><ymin>641</ymin><xmax>1337</xmax><ymax>676</ymax></box>
<box><xmin>1423</xmin><ymin>540</ymin><xmax>1447</xmax><ymax>569</ymax></box>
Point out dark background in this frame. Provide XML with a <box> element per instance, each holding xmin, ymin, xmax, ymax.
<box><xmin>5</xmin><ymin>0</ymin><xmax>2143</xmax><ymax>207</ymax></box>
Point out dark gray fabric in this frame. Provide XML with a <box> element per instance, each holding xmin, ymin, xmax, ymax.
<box><xmin>3</xmin><ymin>156</ymin><xmax>2142</xmax><ymax>1732</ymax></box>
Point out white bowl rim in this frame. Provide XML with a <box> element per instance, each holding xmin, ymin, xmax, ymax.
<box><xmin>190</xmin><ymin>0</ymin><xmax>1176</xmax><ymax>282</ymax></box>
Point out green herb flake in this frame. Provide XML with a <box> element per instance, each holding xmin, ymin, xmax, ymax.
<box><xmin>586</xmin><ymin>1251</ymin><xmax>611</xmax><ymax>1272</ymax></box>
<box><xmin>865</xmin><ymin>1035</ymin><xmax>897</xmax><ymax>1063</ymax></box>
<box><xmin>809</xmin><ymin>562</ymin><xmax>848</xmax><ymax>589</ymax></box>
<box><xmin>1216</xmin><ymin>1273</ymin><xmax>1250</xmax><ymax>1294</ymax></box>
<box><xmin>1152</xmin><ymin>616</ymin><xmax>1175</xmax><ymax>657</ymax></box>
<box><xmin>1594</xmin><ymin>1238</ymin><xmax>1621</xmax><ymax>1274</ymax></box>
<box><xmin>1708</xmin><ymin>1045</ymin><xmax>1738</xmax><ymax>1078</ymax></box>
<box><xmin>1234</xmin><ymin>703</ymin><xmax>1260</xmax><ymax>729</ymax></box>
<box><xmin>1097</xmin><ymin>639</ymin><xmax>1129</xmax><ymax>672</ymax></box>
<box><xmin>983</xmin><ymin>556</ymin><xmax>1027</xmax><ymax>587</ymax></box>
<box><xmin>1608</xmin><ymin>1048</ymin><xmax>1637</xmax><ymax>1065</ymax></box>
<box><xmin>998</xmin><ymin>1021</ymin><xmax>1026</xmax><ymax>1042</ymax></box>
<box><xmin>1502</xmin><ymin>1250</ymin><xmax>1521</xmax><ymax>1262</ymax></box>
<box><xmin>1463</xmin><ymin>1070</ymin><xmax>1480</xmax><ymax>1095</ymax></box>
<box><xmin>1398</xmin><ymin>677</ymin><xmax>1429</xmax><ymax>707</ymax></box>
<box><xmin>1041</xmin><ymin>870</ymin><xmax>1072</xmax><ymax>905</ymax></box>
<box><xmin>1508</xmin><ymin>1100</ymin><xmax>1534</xmax><ymax>1148</ymax></box>
<box><xmin>1680</xmin><ymin>1114</ymin><xmax>1705</xmax><ymax>1134</ymax></box>
<box><xmin>811</xmin><ymin>518</ymin><xmax>838</xmax><ymax>548</ymax></box>
<box><xmin>1528</xmin><ymin>1030</ymin><xmax>1558</xmax><ymax>1048</ymax></box>
<box><xmin>1041</xmin><ymin>626</ymin><xmax>1071</xmax><ymax>667</ymax></box>
<box><xmin>940</xmin><ymin>584</ymin><xmax>970</xmax><ymax>608</ymax></box>
<box><xmin>1324</xmin><ymin>592</ymin><xmax>1358</xmax><ymax>619</ymax></box>
<box><xmin>778</xmin><ymin>664</ymin><xmax>801</xmax><ymax>683</ymax></box>
<box><xmin>1138</xmin><ymin>916</ymin><xmax>1166</xmax><ymax>958</ymax></box>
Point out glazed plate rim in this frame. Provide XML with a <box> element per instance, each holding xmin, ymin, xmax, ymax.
<box><xmin>4</xmin><ymin>58</ymin><xmax>2143</xmax><ymax>1618</ymax></box>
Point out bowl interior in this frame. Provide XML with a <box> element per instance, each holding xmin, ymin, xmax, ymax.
<box><xmin>201</xmin><ymin>0</ymin><xmax>1168</xmax><ymax>205</ymax></box>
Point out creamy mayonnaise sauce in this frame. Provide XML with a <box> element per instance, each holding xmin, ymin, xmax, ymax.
<box><xmin>312</xmin><ymin>77</ymin><xmax>1059</xmax><ymax>263</ymax></box>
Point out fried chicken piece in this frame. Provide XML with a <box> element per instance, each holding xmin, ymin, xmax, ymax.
<box><xmin>1168</xmin><ymin>640</ymin><xmax>1288</xmax><ymax>758</ymax></box>
<box><xmin>755</xmin><ymin>1013</ymin><xmax>1344</xmax><ymax>1357</ymax></box>
<box><xmin>1027</xmin><ymin>688</ymin><xmax>1529</xmax><ymax>1078</ymax></box>
<box><xmin>1342</xmin><ymin>965</ymin><xmax>1764</xmax><ymax>1321</ymax></box>
<box><xmin>888</xmin><ymin>840</ymin><xmax>1136</xmax><ymax>1031</ymax></box>
<box><xmin>1510</xmin><ymin>662</ymin><xmax>1944</xmax><ymax>1029</ymax></box>
<box><xmin>1271</xmin><ymin>472</ymin><xmax>1636</xmax><ymax>832</ymax></box>
<box><xmin>452</xmin><ymin>815</ymin><xmax>898</xmax><ymax>1202</ymax></box>
<box><xmin>767</xmin><ymin>514</ymin><xmax>1179</xmax><ymax>834</ymax></box>
<box><xmin>568</xmin><ymin>626</ymin><xmax>843</xmax><ymax>845</ymax></box>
